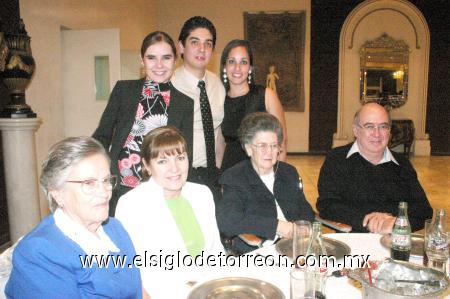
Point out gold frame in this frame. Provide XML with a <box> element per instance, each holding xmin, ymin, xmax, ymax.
<box><xmin>360</xmin><ymin>33</ymin><xmax>409</xmax><ymax>109</ymax></box>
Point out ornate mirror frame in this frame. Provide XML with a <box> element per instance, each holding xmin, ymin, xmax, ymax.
<box><xmin>360</xmin><ymin>33</ymin><xmax>409</xmax><ymax>109</ymax></box>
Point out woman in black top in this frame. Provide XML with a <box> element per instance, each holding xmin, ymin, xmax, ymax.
<box><xmin>220</xmin><ymin>39</ymin><xmax>287</xmax><ymax>170</ymax></box>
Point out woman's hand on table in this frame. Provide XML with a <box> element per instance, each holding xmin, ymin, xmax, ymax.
<box><xmin>363</xmin><ymin>212</ymin><xmax>396</xmax><ymax>234</ymax></box>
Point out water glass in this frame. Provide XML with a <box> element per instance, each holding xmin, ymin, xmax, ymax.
<box><xmin>290</xmin><ymin>269</ymin><xmax>326</xmax><ymax>299</ymax></box>
<box><xmin>424</xmin><ymin>219</ymin><xmax>449</xmax><ymax>274</ymax></box>
<box><xmin>293</xmin><ymin>220</ymin><xmax>311</xmax><ymax>267</ymax></box>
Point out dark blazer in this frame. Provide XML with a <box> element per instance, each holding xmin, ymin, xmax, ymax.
<box><xmin>217</xmin><ymin>159</ymin><xmax>315</xmax><ymax>253</ymax></box>
<box><xmin>93</xmin><ymin>79</ymin><xmax>193</xmax><ymax>215</ymax></box>
<box><xmin>93</xmin><ymin>79</ymin><xmax>194</xmax><ymax>176</ymax></box>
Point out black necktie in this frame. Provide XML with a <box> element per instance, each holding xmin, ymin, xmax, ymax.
<box><xmin>198</xmin><ymin>80</ymin><xmax>216</xmax><ymax>168</ymax></box>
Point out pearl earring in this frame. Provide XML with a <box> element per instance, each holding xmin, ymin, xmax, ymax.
<box><xmin>248</xmin><ymin>69</ymin><xmax>252</xmax><ymax>84</ymax></box>
<box><xmin>222</xmin><ymin>68</ymin><xmax>227</xmax><ymax>83</ymax></box>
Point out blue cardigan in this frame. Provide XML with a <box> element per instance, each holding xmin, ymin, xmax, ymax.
<box><xmin>5</xmin><ymin>215</ymin><xmax>142</xmax><ymax>298</ymax></box>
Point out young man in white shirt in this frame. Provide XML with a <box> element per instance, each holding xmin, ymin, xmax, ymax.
<box><xmin>171</xmin><ymin>16</ymin><xmax>226</xmax><ymax>202</ymax></box>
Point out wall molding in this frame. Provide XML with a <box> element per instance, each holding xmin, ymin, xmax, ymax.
<box><xmin>334</xmin><ymin>0</ymin><xmax>431</xmax><ymax>155</ymax></box>
<box><xmin>349</xmin><ymin>7</ymin><xmax>420</xmax><ymax>49</ymax></box>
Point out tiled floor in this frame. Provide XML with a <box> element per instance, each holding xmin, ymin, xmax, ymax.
<box><xmin>287</xmin><ymin>155</ymin><xmax>450</xmax><ymax>230</ymax></box>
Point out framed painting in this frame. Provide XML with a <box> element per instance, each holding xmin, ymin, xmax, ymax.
<box><xmin>244</xmin><ymin>11</ymin><xmax>305</xmax><ymax>112</ymax></box>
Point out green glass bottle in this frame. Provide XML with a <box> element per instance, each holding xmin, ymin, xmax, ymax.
<box><xmin>391</xmin><ymin>202</ymin><xmax>411</xmax><ymax>261</ymax></box>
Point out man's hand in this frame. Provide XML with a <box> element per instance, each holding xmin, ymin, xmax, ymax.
<box><xmin>363</xmin><ymin>212</ymin><xmax>396</xmax><ymax>234</ymax></box>
<box><xmin>276</xmin><ymin>220</ymin><xmax>294</xmax><ymax>239</ymax></box>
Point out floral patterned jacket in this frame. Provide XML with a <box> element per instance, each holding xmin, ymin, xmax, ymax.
<box><xmin>93</xmin><ymin>79</ymin><xmax>194</xmax><ymax>180</ymax></box>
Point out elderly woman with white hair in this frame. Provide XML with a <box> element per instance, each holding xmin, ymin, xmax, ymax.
<box><xmin>5</xmin><ymin>137</ymin><xmax>144</xmax><ymax>298</ymax></box>
<box><xmin>217</xmin><ymin>112</ymin><xmax>315</xmax><ymax>254</ymax></box>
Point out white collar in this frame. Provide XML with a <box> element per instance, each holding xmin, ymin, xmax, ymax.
<box><xmin>178</xmin><ymin>65</ymin><xmax>207</xmax><ymax>85</ymax></box>
<box><xmin>346</xmin><ymin>142</ymin><xmax>399</xmax><ymax>165</ymax></box>
<box><xmin>54</xmin><ymin>208</ymin><xmax>119</xmax><ymax>256</ymax></box>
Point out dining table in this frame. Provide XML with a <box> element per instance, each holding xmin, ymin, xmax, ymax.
<box><xmin>182</xmin><ymin>233</ymin><xmax>450</xmax><ymax>299</ymax></box>
<box><xmin>1</xmin><ymin>233</ymin><xmax>447</xmax><ymax>298</ymax></box>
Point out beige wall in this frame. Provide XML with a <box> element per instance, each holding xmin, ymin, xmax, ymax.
<box><xmin>334</xmin><ymin>0</ymin><xmax>430</xmax><ymax>155</ymax></box>
<box><xmin>156</xmin><ymin>0</ymin><xmax>311</xmax><ymax>152</ymax></box>
<box><xmin>61</xmin><ymin>29</ymin><xmax>122</xmax><ymax>137</ymax></box>
<box><xmin>20</xmin><ymin>0</ymin><xmax>157</xmax><ymax>215</ymax></box>
<box><xmin>19</xmin><ymin>0</ymin><xmax>310</xmax><ymax>215</ymax></box>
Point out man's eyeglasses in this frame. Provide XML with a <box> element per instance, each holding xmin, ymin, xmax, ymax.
<box><xmin>66</xmin><ymin>175</ymin><xmax>118</xmax><ymax>195</ymax></box>
<box><xmin>251</xmin><ymin>143</ymin><xmax>280</xmax><ymax>152</ymax></box>
<box><xmin>357</xmin><ymin>123</ymin><xmax>391</xmax><ymax>133</ymax></box>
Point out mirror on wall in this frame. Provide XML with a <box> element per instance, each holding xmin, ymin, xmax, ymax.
<box><xmin>360</xmin><ymin>33</ymin><xmax>409</xmax><ymax>109</ymax></box>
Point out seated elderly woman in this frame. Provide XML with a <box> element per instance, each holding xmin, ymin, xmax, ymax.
<box><xmin>5</xmin><ymin>137</ymin><xmax>143</xmax><ymax>298</ymax></box>
<box><xmin>115</xmin><ymin>126</ymin><xmax>223</xmax><ymax>298</ymax></box>
<box><xmin>217</xmin><ymin>112</ymin><xmax>315</xmax><ymax>254</ymax></box>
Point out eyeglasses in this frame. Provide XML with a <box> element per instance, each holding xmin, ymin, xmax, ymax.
<box><xmin>66</xmin><ymin>175</ymin><xmax>118</xmax><ymax>195</ymax></box>
<box><xmin>251</xmin><ymin>143</ymin><xmax>280</xmax><ymax>152</ymax></box>
<box><xmin>357</xmin><ymin>123</ymin><xmax>391</xmax><ymax>133</ymax></box>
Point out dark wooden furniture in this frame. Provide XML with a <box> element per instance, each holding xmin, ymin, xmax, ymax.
<box><xmin>389</xmin><ymin>119</ymin><xmax>415</xmax><ymax>157</ymax></box>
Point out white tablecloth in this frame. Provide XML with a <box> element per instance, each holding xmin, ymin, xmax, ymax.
<box><xmin>180</xmin><ymin>233</ymin><xmax>449</xmax><ymax>299</ymax></box>
<box><xmin>3</xmin><ymin>233</ymin><xmax>447</xmax><ymax>298</ymax></box>
<box><xmin>249</xmin><ymin>233</ymin><xmax>392</xmax><ymax>299</ymax></box>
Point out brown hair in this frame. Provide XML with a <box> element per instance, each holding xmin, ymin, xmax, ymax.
<box><xmin>141</xmin><ymin>31</ymin><xmax>177</xmax><ymax>59</ymax></box>
<box><xmin>220</xmin><ymin>39</ymin><xmax>254</xmax><ymax>90</ymax></box>
<box><xmin>140</xmin><ymin>126</ymin><xmax>187</xmax><ymax>180</ymax></box>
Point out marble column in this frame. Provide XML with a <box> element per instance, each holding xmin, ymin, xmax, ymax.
<box><xmin>0</xmin><ymin>118</ymin><xmax>42</xmax><ymax>243</ymax></box>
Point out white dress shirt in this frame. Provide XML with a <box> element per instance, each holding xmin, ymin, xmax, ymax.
<box><xmin>171</xmin><ymin>66</ymin><xmax>225</xmax><ymax>168</ymax></box>
<box><xmin>346</xmin><ymin>141</ymin><xmax>399</xmax><ymax>165</ymax></box>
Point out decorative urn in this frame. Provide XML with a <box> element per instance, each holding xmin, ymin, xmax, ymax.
<box><xmin>1</xmin><ymin>20</ymin><xmax>36</xmax><ymax>118</ymax></box>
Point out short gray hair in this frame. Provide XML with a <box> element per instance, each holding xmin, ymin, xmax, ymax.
<box><xmin>40</xmin><ymin>136</ymin><xmax>109</xmax><ymax>212</ymax></box>
<box><xmin>238</xmin><ymin>112</ymin><xmax>283</xmax><ymax>147</ymax></box>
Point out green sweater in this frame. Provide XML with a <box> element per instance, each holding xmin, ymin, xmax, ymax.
<box><xmin>165</xmin><ymin>195</ymin><xmax>205</xmax><ymax>256</ymax></box>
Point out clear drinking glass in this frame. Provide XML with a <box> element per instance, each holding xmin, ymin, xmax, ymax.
<box><xmin>424</xmin><ymin>218</ymin><xmax>449</xmax><ymax>274</ymax></box>
<box><xmin>290</xmin><ymin>269</ymin><xmax>326</xmax><ymax>299</ymax></box>
<box><xmin>293</xmin><ymin>220</ymin><xmax>311</xmax><ymax>267</ymax></box>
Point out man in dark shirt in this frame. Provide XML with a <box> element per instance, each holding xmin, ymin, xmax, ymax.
<box><xmin>316</xmin><ymin>103</ymin><xmax>432</xmax><ymax>233</ymax></box>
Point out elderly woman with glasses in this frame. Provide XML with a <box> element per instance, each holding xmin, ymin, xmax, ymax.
<box><xmin>5</xmin><ymin>137</ymin><xmax>145</xmax><ymax>298</ymax></box>
<box><xmin>217</xmin><ymin>112</ymin><xmax>315</xmax><ymax>254</ymax></box>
